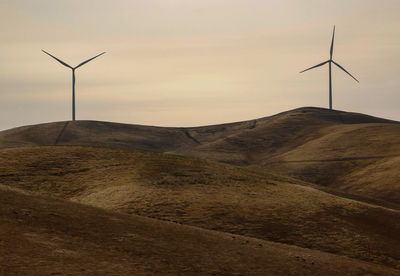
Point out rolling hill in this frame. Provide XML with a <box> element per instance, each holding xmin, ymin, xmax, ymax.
<box><xmin>1</xmin><ymin>146</ymin><xmax>400</xmax><ymax>270</ymax></box>
<box><xmin>2</xmin><ymin>184</ymin><xmax>398</xmax><ymax>275</ymax></box>
<box><xmin>1</xmin><ymin>107</ymin><xmax>399</xmax><ymax>205</ymax></box>
<box><xmin>261</xmin><ymin>122</ymin><xmax>400</xmax><ymax>205</ymax></box>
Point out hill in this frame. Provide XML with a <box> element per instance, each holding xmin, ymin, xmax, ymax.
<box><xmin>1</xmin><ymin>146</ymin><xmax>400</xmax><ymax>270</ymax></box>
<box><xmin>1</xmin><ymin>107</ymin><xmax>399</xmax><ymax>205</ymax></box>
<box><xmin>261</xmin><ymin>122</ymin><xmax>400</xmax><ymax>204</ymax></box>
<box><xmin>175</xmin><ymin>108</ymin><xmax>400</xmax><ymax>205</ymax></box>
<box><xmin>0</xmin><ymin>120</ymin><xmax>195</xmax><ymax>151</ymax></box>
<box><xmin>2</xmin><ymin>185</ymin><xmax>398</xmax><ymax>275</ymax></box>
<box><xmin>0</xmin><ymin>107</ymin><xmax>393</xmax><ymax>153</ymax></box>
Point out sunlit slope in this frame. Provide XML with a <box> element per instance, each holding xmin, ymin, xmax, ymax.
<box><xmin>180</xmin><ymin>108</ymin><xmax>400</xmax><ymax>205</ymax></box>
<box><xmin>261</xmin><ymin>123</ymin><xmax>400</xmax><ymax>204</ymax></box>
<box><xmin>176</xmin><ymin>107</ymin><xmax>396</xmax><ymax>163</ymax></box>
<box><xmin>1</xmin><ymin>146</ymin><xmax>400</xmax><ymax>269</ymax></box>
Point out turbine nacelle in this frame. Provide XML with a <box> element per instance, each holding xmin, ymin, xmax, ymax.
<box><xmin>299</xmin><ymin>59</ymin><xmax>359</xmax><ymax>83</ymax></box>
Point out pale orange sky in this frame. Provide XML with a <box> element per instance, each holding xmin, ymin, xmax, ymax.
<box><xmin>1</xmin><ymin>0</ymin><xmax>399</xmax><ymax>130</ymax></box>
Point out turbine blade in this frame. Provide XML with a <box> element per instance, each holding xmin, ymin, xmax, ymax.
<box><xmin>75</xmin><ymin>52</ymin><xmax>106</xmax><ymax>69</ymax></box>
<box><xmin>330</xmin><ymin>25</ymin><xmax>335</xmax><ymax>59</ymax></box>
<box><xmin>42</xmin><ymin>50</ymin><xmax>73</xmax><ymax>69</ymax></box>
<box><xmin>332</xmin><ymin>60</ymin><xmax>359</xmax><ymax>82</ymax></box>
<box><xmin>299</xmin><ymin>60</ymin><xmax>329</xmax><ymax>73</ymax></box>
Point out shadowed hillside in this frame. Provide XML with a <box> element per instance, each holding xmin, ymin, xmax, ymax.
<box><xmin>1</xmin><ymin>107</ymin><xmax>399</xmax><ymax>205</ymax></box>
<box><xmin>0</xmin><ymin>120</ymin><xmax>197</xmax><ymax>151</ymax></box>
<box><xmin>1</xmin><ymin>146</ymin><xmax>400</xmax><ymax>270</ymax></box>
<box><xmin>2</xmin><ymin>185</ymin><xmax>398</xmax><ymax>275</ymax></box>
<box><xmin>0</xmin><ymin>107</ymin><xmax>392</xmax><ymax>152</ymax></box>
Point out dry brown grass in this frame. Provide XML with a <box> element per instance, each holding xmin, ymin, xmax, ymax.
<box><xmin>1</xmin><ymin>107</ymin><xmax>399</xmax><ymax>273</ymax></box>
<box><xmin>262</xmin><ymin>123</ymin><xmax>400</xmax><ymax>205</ymax></box>
<box><xmin>1</xmin><ymin>107</ymin><xmax>398</xmax><ymax>206</ymax></box>
<box><xmin>2</xmin><ymin>186</ymin><xmax>399</xmax><ymax>275</ymax></box>
<box><xmin>1</xmin><ymin>146</ymin><xmax>400</xmax><ymax>271</ymax></box>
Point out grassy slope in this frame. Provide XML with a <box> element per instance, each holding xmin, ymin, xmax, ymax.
<box><xmin>0</xmin><ymin>120</ymin><xmax>198</xmax><ymax>151</ymax></box>
<box><xmin>1</xmin><ymin>146</ymin><xmax>400</xmax><ymax>270</ymax></box>
<box><xmin>179</xmin><ymin>107</ymin><xmax>396</xmax><ymax>163</ymax></box>
<box><xmin>2</xmin><ymin>186</ymin><xmax>398</xmax><ymax>276</ymax></box>
<box><xmin>182</xmin><ymin>108</ymin><xmax>400</xmax><ymax>205</ymax></box>
<box><xmin>261</xmin><ymin>123</ymin><xmax>400</xmax><ymax>204</ymax></box>
<box><xmin>1</xmin><ymin>107</ymin><xmax>398</xmax><ymax>205</ymax></box>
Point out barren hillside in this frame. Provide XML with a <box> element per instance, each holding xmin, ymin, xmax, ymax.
<box><xmin>1</xmin><ymin>146</ymin><xmax>400</xmax><ymax>270</ymax></box>
<box><xmin>2</xmin><ymin>185</ymin><xmax>398</xmax><ymax>275</ymax></box>
<box><xmin>261</xmin><ymin>122</ymin><xmax>400</xmax><ymax>204</ymax></box>
<box><xmin>1</xmin><ymin>107</ymin><xmax>398</xmax><ymax>205</ymax></box>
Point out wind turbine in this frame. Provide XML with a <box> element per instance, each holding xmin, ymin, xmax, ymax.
<box><xmin>42</xmin><ymin>50</ymin><xmax>106</xmax><ymax>121</ymax></box>
<box><xmin>300</xmin><ymin>26</ymin><xmax>359</xmax><ymax>110</ymax></box>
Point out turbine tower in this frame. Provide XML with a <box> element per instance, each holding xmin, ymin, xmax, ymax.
<box><xmin>300</xmin><ymin>26</ymin><xmax>359</xmax><ymax>110</ymax></box>
<box><xmin>42</xmin><ymin>50</ymin><xmax>106</xmax><ymax>121</ymax></box>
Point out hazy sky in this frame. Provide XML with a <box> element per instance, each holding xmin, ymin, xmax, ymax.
<box><xmin>1</xmin><ymin>0</ymin><xmax>399</xmax><ymax>130</ymax></box>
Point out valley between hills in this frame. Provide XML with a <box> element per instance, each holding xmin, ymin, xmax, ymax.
<box><xmin>1</xmin><ymin>107</ymin><xmax>399</xmax><ymax>275</ymax></box>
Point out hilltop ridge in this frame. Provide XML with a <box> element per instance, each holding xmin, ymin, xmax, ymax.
<box><xmin>1</xmin><ymin>107</ymin><xmax>399</xmax><ymax>204</ymax></box>
<box><xmin>0</xmin><ymin>107</ymin><xmax>395</xmax><ymax>150</ymax></box>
